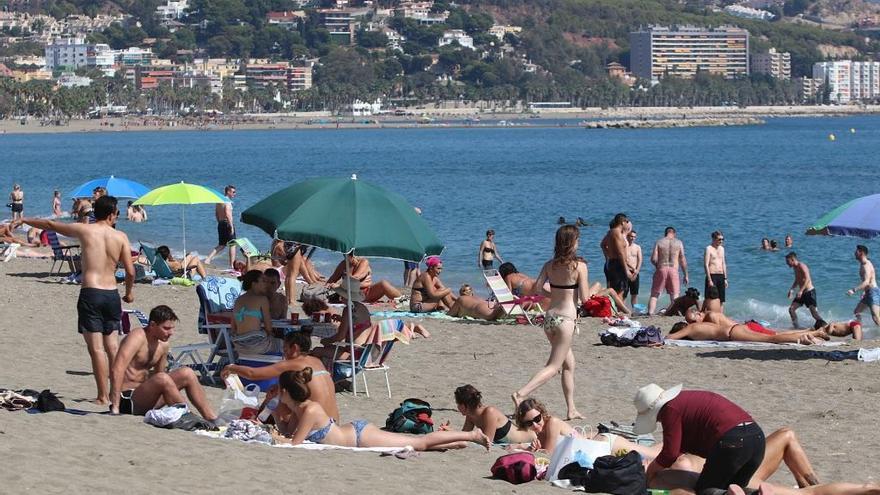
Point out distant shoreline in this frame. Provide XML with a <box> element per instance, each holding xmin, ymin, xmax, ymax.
<box><xmin>1</xmin><ymin>105</ymin><xmax>877</xmax><ymax>135</ymax></box>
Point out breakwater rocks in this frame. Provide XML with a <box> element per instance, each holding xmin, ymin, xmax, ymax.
<box><xmin>582</xmin><ymin>117</ymin><xmax>764</xmax><ymax>129</ymax></box>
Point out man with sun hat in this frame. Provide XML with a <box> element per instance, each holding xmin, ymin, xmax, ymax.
<box><xmin>633</xmin><ymin>384</ymin><xmax>767</xmax><ymax>494</ymax></box>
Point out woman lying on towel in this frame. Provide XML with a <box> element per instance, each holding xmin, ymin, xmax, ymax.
<box><xmin>445</xmin><ymin>385</ymin><xmax>536</xmax><ymax>445</ymax></box>
<box><xmin>511</xmin><ymin>399</ymin><xmax>880</xmax><ymax>495</ymax></box>
<box><xmin>271</xmin><ymin>368</ymin><xmax>490</xmax><ymax>451</ymax></box>
<box><xmin>446</xmin><ymin>284</ymin><xmax>505</xmax><ymax>320</ymax></box>
<box><xmin>666</xmin><ymin>320</ymin><xmax>829</xmax><ymax>345</ymax></box>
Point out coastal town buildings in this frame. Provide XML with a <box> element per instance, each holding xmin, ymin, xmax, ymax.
<box><xmin>812</xmin><ymin>61</ymin><xmax>880</xmax><ymax>103</ymax></box>
<box><xmin>395</xmin><ymin>2</ymin><xmax>449</xmax><ymax>25</ymax></box>
<box><xmin>629</xmin><ymin>26</ymin><xmax>750</xmax><ymax>80</ymax></box>
<box><xmin>317</xmin><ymin>9</ymin><xmax>355</xmax><ymax>44</ymax></box>
<box><xmin>439</xmin><ymin>30</ymin><xmax>474</xmax><ymax>49</ymax></box>
<box><xmin>489</xmin><ymin>25</ymin><xmax>522</xmax><ymax>41</ymax></box>
<box><xmin>45</xmin><ymin>37</ymin><xmax>114</xmax><ymax>75</ymax></box>
<box><xmin>266</xmin><ymin>11</ymin><xmax>306</xmax><ymax>30</ymax></box>
<box><xmin>723</xmin><ymin>4</ymin><xmax>775</xmax><ymax>20</ymax></box>
<box><xmin>751</xmin><ymin>48</ymin><xmax>791</xmax><ymax>80</ymax></box>
<box><xmin>156</xmin><ymin>0</ymin><xmax>189</xmax><ymax>22</ymax></box>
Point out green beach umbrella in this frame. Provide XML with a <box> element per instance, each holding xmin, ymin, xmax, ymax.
<box><xmin>133</xmin><ymin>181</ymin><xmax>229</xmax><ymax>255</ymax></box>
<box><xmin>241</xmin><ymin>175</ymin><xmax>443</xmax><ymax>395</ymax></box>
<box><xmin>241</xmin><ymin>174</ymin><xmax>443</xmax><ymax>262</ymax></box>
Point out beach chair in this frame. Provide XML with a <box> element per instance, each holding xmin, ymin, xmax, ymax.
<box><xmin>331</xmin><ymin>321</ymin><xmax>401</xmax><ymax>398</ymax></box>
<box><xmin>483</xmin><ymin>269</ymin><xmax>544</xmax><ymax>325</ymax></box>
<box><xmin>46</xmin><ymin>231</ymin><xmax>80</xmax><ymax>275</ymax></box>
<box><xmin>196</xmin><ymin>276</ymin><xmax>243</xmax><ymax>375</ymax></box>
<box><xmin>139</xmin><ymin>242</ymin><xmax>175</xmax><ymax>280</ymax></box>
<box><xmin>1</xmin><ymin>242</ymin><xmax>20</xmax><ymax>262</ymax></box>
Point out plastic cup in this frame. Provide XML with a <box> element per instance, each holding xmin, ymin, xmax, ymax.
<box><xmin>290</xmin><ymin>312</ymin><xmax>299</xmax><ymax>325</ymax></box>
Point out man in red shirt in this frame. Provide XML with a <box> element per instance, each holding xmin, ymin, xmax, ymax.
<box><xmin>633</xmin><ymin>384</ymin><xmax>767</xmax><ymax>494</ymax></box>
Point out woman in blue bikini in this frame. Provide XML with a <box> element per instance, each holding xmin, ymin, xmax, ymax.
<box><xmin>271</xmin><ymin>368</ymin><xmax>491</xmax><ymax>451</ymax></box>
<box><xmin>512</xmin><ymin>224</ymin><xmax>591</xmax><ymax>421</ymax></box>
<box><xmin>231</xmin><ymin>270</ymin><xmax>280</xmax><ymax>354</ymax></box>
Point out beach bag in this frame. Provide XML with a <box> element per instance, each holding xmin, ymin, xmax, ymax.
<box><xmin>490</xmin><ymin>452</ymin><xmax>536</xmax><ymax>484</ymax></box>
<box><xmin>633</xmin><ymin>326</ymin><xmax>664</xmax><ymax>347</ymax></box>
<box><xmin>299</xmin><ymin>284</ymin><xmax>331</xmax><ymax>304</ymax></box>
<box><xmin>573</xmin><ymin>451</ymin><xmax>646</xmax><ymax>494</ymax></box>
<box><xmin>218</xmin><ymin>378</ymin><xmax>261</xmax><ymax>423</ymax></box>
<box><xmin>581</xmin><ymin>296</ymin><xmax>612</xmax><ymax>318</ymax></box>
<box><xmin>546</xmin><ymin>434</ymin><xmax>611</xmax><ymax>481</ymax></box>
<box><xmin>383</xmin><ymin>398</ymin><xmax>433</xmax><ymax>434</ymax></box>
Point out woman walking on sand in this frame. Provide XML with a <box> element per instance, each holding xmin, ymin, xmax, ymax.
<box><xmin>512</xmin><ymin>224</ymin><xmax>590</xmax><ymax>420</ymax></box>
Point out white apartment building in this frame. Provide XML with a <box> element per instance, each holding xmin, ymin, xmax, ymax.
<box><xmin>156</xmin><ymin>0</ymin><xmax>189</xmax><ymax>21</ymax></box>
<box><xmin>723</xmin><ymin>5</ymin><xmax>775</xmax><ymax>21</ymax></box>
<box><xmin>751</xmin><ymin>48</ymin><xmax>790</xmax><ymax>80</ymax></box>
<box><xmin>45</xmin><ymin>37</ymin><xmax>114</xmax><ymax>75</ymax></box>
<box><xmin>813</xmin><ymin>60</ymin><xmax>880</xmax><ymax>103</ymax></box>
<box><xmin>630</xmin><ymin>26</ymin><xmax>749</xmax><ymax>80</ymax></box>
<box><xmin>439</xmin><ymin>30</ymin><xmax>474</xmax><ymax>49</ymax></box>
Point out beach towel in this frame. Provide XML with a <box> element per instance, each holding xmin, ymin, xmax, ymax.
<box><xmin>665</xmin><ymin>340</ymin><xmax>844</xmax><ymax>348</ymax></box>
<box><xmin>375</xmin><ymin>319</ymin><xmax>411</xmax><ymax>344</ymax></box>
<box><xmin>370</xmin><ymin>310</ymin><xmax>460</xmax><ymax>320</ymax></box>
<box><xmin>194</xmin><ymin>428</ymin><xmax>408</xmax><ymax>453</ymax></box>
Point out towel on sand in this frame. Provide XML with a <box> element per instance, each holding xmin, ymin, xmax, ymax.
<box><xmin>195</xmin><ymin>428</ymin><xmax>408</xmax><ymax>453</ymax></box>
<box><xmin>665</xmin><ymin>340</ymin><xmax>844</xmax><ymax>348</ymax></box>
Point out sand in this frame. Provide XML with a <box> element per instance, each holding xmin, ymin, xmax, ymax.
<box><xmin>1</xmin><ymin>258</ymin><xmax>878</xmax><ymax>494</ymax></box>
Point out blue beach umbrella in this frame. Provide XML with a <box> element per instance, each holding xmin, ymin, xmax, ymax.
<box><xmin>68</xmin><ymin>175</ymin><xmax>151</xmax><ymax>199</ymax></box>
<box><xmin>807</xmin><ymin>194</ymin><xmax>880</xmax><ymax>238</ymax></box>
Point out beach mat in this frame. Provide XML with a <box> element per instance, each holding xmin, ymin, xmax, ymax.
<box><xmin>195</xmin><ymin>428</ymin><xmax>408</xmax><ymax>453</ymax></box>
<box><xmin>665</xmin><ymin>340</ymin><xmax>844</xmax><ymax>349</ymax></box>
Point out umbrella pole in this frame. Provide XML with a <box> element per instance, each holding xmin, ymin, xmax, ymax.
<box><xmin>182</xmin><ymin>205</ymin><xmax>187</xmax><ymax>256</ymax></box>
<box><xmin>346</xmin><ymin>254</ymin><xmax>357</xmax><ymax>396</ymax></box>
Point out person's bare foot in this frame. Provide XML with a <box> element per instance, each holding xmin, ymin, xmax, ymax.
<box><xmin>94</xmin><ymin>397</ymin><xmax>110</xmax><ymax>406</ymax></box>
<box><xmin>472</xmin><ymin>428</ymin><xmax>491</xmax><ymax>451</ymax></box>
<box><xmin>727</xmin><ymin>484</ymin><xmax>747</xmax><ymax>495</ymax></box>
<box><xmin>566</xmin><ymin>410</ymin><xmax>585</xmax><ymax>421</ymax></box>
<box><xmin>413</xmin><ymin>324</ymin><xmax>431</xmax><ymax>338</ymax></box>
<box><xmin>757</xmin><ymin>482</ymin><xmax>776</xmax><ymax>494</ymax></box>
<box><xmin>511</xmin><ymin>391</ymin><xmax>525</xmax><ymax>408</ymax></box>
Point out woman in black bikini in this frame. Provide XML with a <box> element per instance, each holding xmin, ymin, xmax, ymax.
<box><xmin>512</xmin><ymin>225</ymin><xmax>590</xmax><ymax>420</ymax></box>
<box><xmin>445</xmin><ymin>384</ymin><xmax>535</xmax><ymax>445</ymax></box>
<box><xmin>410</xmin><ymin>256</ymin><xmax>456</xmax><ymax>312</ymax></box>
<box><xmin>478</xmin><ymin>229</ymin><xmax>503</xmax><ymax>270</ymax></box>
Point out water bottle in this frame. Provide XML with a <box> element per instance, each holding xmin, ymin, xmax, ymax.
<box><xmin>647</xmin><ymin>490</ymin><xmax>670</xmax><ymax>495</ymax></box>
<box><xmin>257</xmin><ymin>397</ymin><xmax>279</xmax><ymax>422</ymax></box>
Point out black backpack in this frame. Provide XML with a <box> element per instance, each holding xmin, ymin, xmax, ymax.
<box><xmin>557</xmin><ymin>451</ymin><xmax>646</xmax><ymax>495</ymax></box>
<box><xmin>383</xmin><ymin>398</ymin><xmax>434</xmax><ymax>434</ymax></box>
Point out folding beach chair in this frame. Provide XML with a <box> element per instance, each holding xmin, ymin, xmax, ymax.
<box><xmin>483</xmin><ymin>269</ymin><xmax>544</xmax><ymax>325</ymax></box>
<box><xmin>331</xmin><ymin>321</ymin><xmax>402</xmax><ymax>398</ymax></box>
<box><xmin>138</xmin><ymin>242</ymin><xmax>176</xmax><ymax>280</ymax></box>
<box><xmin>196</xmin><ymin>276</ymin><xmax>242</xmax><ymax>376</ymax></box>
<box><xmin>1</xmin><ymin>242</ymin><xmax>20</xmax><ymax>262</ymax></box>
<box><xmin>46</xmin><ymin>231</ymin><xmax>80</xmax><ymax>275</ymax></box>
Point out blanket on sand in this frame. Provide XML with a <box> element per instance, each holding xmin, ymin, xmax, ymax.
<box><xmin>195</xmin><ymin>428</ymin><xmax>408</xmax><ymax>453</ymax></box>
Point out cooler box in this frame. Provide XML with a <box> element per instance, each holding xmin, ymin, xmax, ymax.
<box><xmin>237</xmin><ymin>354</ymin><xmax>282</xmax><ymax>392</ymax></box>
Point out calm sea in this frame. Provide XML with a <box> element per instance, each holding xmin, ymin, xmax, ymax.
<box><xmin>3</xmin><ymin>116</ymin><xmax>879</xmax><ymax>331</ymax></box>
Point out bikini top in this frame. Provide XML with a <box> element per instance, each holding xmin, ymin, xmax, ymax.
<box><xmin>483</xmin><ymin>247</ymin><xmax>495</xmax><ymax>254</ymax></box>
<box><xmin>306</xmin><ymin>418</ymin><xmax>335</xmax><ymax>443</ymax></box>
<box><xmin>235</xmin><ymin>306</ymin><xmax>262</xmax><ymax>322</ymax></box>
<box><xmin>549</xmin><ymin>281</ymin><xmax>578</xmax><ymax>290</ymax></box>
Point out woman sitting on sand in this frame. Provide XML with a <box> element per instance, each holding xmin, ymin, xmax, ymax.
<box><xmin>447</xmin><ymin>284</ymin><xmax>505</xmax><ymax>320</ymax></box>
<box><xmin>411</xmin><ymin>256</ymin><xmax>456</xmax><ymax>313</ymax></box>
<box><xmin>663</xmin><ymin>287</ymin><xmax>701</xmax><ymax>316</ymax></box>
<box><xmin>327</xmin><ymin>252</ymin><xmax>401</xmax><ymax>303</ymax></box>
<box><xmin>156</xmin><ymin>245</ymin><xmax>207</xmax><ymax>279</ymax></box>
<box><xmin>448</xmin><ymin>385</ymin><xmax>535</xmax><ymax>445</ymax></box>
<box><xmin>231</xmin><ymin>270</ymin><xmax>279</xmax><ymax>355</ymax></box>
<box><xmin>271</xmin><ymin>368</ymin><xmax>491</xmax><ymax>451</ymax></box>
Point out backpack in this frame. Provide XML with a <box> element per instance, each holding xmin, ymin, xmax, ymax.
<box><xmin>557</xmin><ymin>451</ymin><xmax>646</xmax><ymax>494</ymax></box>
<box><xmin>383</xmin><ymin>398</ymin><xmax>434</xmax><ymax>434</ymax></box>
<box><xmin>299</xmin><ymin>284</ymin><xmax>331</xmax><ymax>304</ymax></box>
<box><xmin>490</xmin><ymin>452</ymin><xmax>536</xmax><ymax>484</ymax></box>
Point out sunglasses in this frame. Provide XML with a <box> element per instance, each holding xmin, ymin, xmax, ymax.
<box><xmin>522</xmin><ymin>413</ymin><xmax>543</xmax><ymax>428</ymax></box>
<box><xmin>717</xmin><ymin>238</ymin><xmax>725</xmax><ymax>241</ymax></box>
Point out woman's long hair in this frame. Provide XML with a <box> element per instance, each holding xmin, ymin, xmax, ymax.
<box><xmin>553</xmin><ymin>224</ymin><xmax>579</xmax><ymax>268</ymax></box>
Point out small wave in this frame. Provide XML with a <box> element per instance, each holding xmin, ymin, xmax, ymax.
<box><xmin>731</xmin><ymin>298</ymin><xmax>846</xmax><ymax>329</ymax></box>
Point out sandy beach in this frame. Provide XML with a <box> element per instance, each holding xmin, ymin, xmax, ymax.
<box><xmin>1</xmin><ymin>104</ymin><xmax>879</xmax><ymax>135</ymax></box>
<box><xmin>1</xmin><ymin>257</ymin><xmax>879</xmax><ymax>494</ymax></box>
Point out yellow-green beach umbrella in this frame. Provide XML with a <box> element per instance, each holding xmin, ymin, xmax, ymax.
<box><xmin>133</xmin><ymin>181</ymin><xmax>229</xmax><ymax>254</ymax></box>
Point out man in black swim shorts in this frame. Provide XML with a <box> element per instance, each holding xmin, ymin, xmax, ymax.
<box><xmin>205</xmin><ymin>185</ymin><xmax>237</xmax><ymax>268</ymax></box>
<box><xmin>601</xmin><ymin>213</ymin><xmax>634</xmax><ymax>295</ymax></box>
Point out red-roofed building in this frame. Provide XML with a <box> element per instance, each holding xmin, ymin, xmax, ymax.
<box><xmin>0</xmin><ymin>63</ymin><xmax>13</xmax><ymax>78</ymax></box>
<box><xmin>266</xmin><ymin>11</ymin><xmax>305</xmax><ymax>30</ymax></box>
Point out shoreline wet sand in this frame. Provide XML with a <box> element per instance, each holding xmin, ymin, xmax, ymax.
<box><xmin>1</xmin><ymin>258</ymin><xmax>878</xmax><ymax>493</ymax></box>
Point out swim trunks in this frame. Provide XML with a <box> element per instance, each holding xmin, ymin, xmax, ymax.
<box><xmin>77</xmin><ymin>288</ymin><xmax>122</xmax><ymax>334</ymax></box>
<box><xmin>118</xmin><ymin>389</ymin><xmax>136</xmax><ymax>415</ymax></box>
<box><xmin>705</xmin><ymin>274</ymin><xmax>726</xmax><ymax>303</ymax></box>
<box><xmin>217</xmin><ymin>219</ymin><xmax>234</xmax><ymax>246</ymax></box>
<box><xmin>651</xmin><ymin>266</ymin><xmax>680</xmax><ymax>297</ymax></box>
<box><xmin>605</xmin><ymin>258</ymin><xmax>629</xmax><ymax>294</ymax></box>
<box><xmin>745</xmin><ymin>320</ymin><xmax>776</xmax><ymax>336</ymax></box>
<box><xmin>11</xmin><ymin>203</ymin><xmax>23</xmax><ymax>213</ymax></box>
<box><xmin>403</xmin><ymin>261</ymin><xmax>418</xmax><ymax>270</ymax></box>
<box><xmin>861</xmin><ymin>287</ymin><xmax>880</xmax><ymax>307</ymax></box>
<box><xmin>793</xmin><ymin>289</ymin><xmax>817</xmax><ymax>308</ymax></box>
<box><xmin>481</xmin><ymin>259</ymin><xmax>493</xmax><ymax>270</ymax></box>
<box><xmin>623</xmin><ymin>273</ymin><xmax>639</xmax><ymax>297</ymax></box>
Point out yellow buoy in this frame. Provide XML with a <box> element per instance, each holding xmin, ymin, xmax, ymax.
<box><xmin>829</xmin><ymin>133</ymin><xmax>836</xmax><ymax>141</ymax></box>
<box><xmin>851</xmin><ymin>128</ymin><xmax>856</xmax><ymax>133</ymax></box>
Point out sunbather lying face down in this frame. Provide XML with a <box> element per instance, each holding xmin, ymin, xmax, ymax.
<box><xmin>272</xmin><ymin>368</ymin><xmax>491</xmax><ymax>451</ymax></box>
<box><xmin>667</xmin><ymin>321</ymin><xmax>829</xmax><ymax>345</ymax></box>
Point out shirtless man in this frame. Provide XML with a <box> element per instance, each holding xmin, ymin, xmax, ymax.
<box><xmin>704</xmin><ymin>230</ymin><xmax>728</xmax><ymax>309</ymax></box>
<box><xmin>667</xmin><ymin>320</ymin><xmax>828</xmax><ymax>344</ymax></box>
<box><xmin>23</xmin><ymin>196</ymin><xmax>135</xmax><ymax>405</ymax></box>
<box><xmin>648</xmin><ymin>226</ymin><xmax>689</xmax><ymax>315</ymax></box>
<box><xmin>786</xmin><ymin>252</ymin><xmax>822</xmax><ymax>328</ymax></box>
<box><xmin>109</xmin><ymin>305</ymin><xmax>217</xmax><ymax>420</ymax></box>
<box><xmin>205</xmin><ymin>185</ymin><xmax>237</xmax><ymax>268</ymax></box>
<box><xmin>624</xmin><ymin>230</ymin><xmax>642</xmax><ymax>307</ymax></box>
<box><xmin>221</xmin><ymin>330</ymin><xmax>339</xmax><ymax>424</ymax></box>
<box><xmin>601</xmin><ymin>213</ymin><xmax>633</xmax><ymax>296</ymax></box>
<box><xmin>848</xmin><ymin>245</ymin><xmax>880</xmax><ymax>326</ymax></box>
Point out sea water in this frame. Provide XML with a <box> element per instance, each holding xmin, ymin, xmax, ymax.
<box><xmin>3</xmin><ymin>116</ymin><xmax>880</xmax><ymax>331</ymax></box>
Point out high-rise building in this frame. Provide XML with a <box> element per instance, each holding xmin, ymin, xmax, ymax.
<box><xmin>317</xmin><ymin>9</ymin><xmax>354</xmax><ymax>44</ymax></box>
<box><xmin>629</xmin><ymin>26</ymin><xmax>749</xmax><ymax>80</ymax></box>
<box><xmin>751</xmin><ymin>48</ymin><xmax>790</xmax><ymax>80</ymax></box>
<box><xmin>45</xmin><ymin>37</ymin><xmax>114</xmax><ymax>75</ymax></box>
<box><xmin>812</xmin><ymin>61</ymin><xmax>880</xmax><ymax>103</ymax></box>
